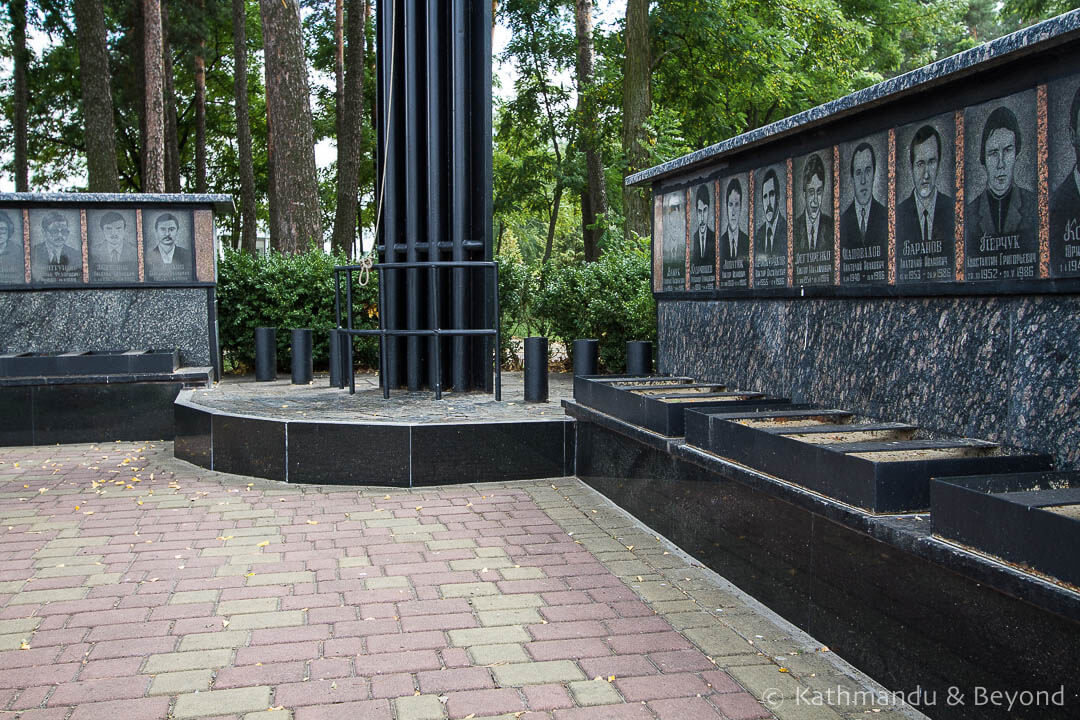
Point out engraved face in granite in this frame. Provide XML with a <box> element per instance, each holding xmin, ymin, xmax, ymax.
<box><xmin>102</xmin><ymin>215</ymin><xmax>126</xmax><ymax>254</ymax></box>
<box><xmin>852</xmin><ymin>146</ymin><xmax>875</xmax><ymax>207</ymax></box>
<box><xmin>726</xmin><ymin>181</ymin><xmax>742</xmax><ymax>236</ymax></box>
<box><xmin>155</xmin><ymin>215</ymin><xmax>179</xmax><ymax>251</ymax></box>
<box><xmin>912</xmin><ymin>129</ymin><xmax>941</xmax><ymax>201</ymax></box>
<box><xmin>43</xmin><ymin>214</ymin><xmax>71</xmax><ymax>257</ymax></box>
<box><xmin>762</xmin><ymin>173</ymin><xmax>778</xmax><ymax>225</ymax></box>
<box><xmin>0</xmin><ymin>213</ymin><xmax>11</xmax><ymax>254</ymax></box>
<box><xmin>984</xmin><ymin>127</ymin><xmax>1017</xmax><ymax>197</ymax></box>
<box><xmin>804</xmin><ymin>172</ymin><xmax>824</xmax><ymax>222</ymax></box>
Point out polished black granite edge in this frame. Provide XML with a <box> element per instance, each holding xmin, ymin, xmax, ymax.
<box><xmin>627</xmin><ymin>10</ymin><xmax>1080</xmax><ymax>185</ymax></box>
<box><xmin>1</xmin><ymin>368</ymin><xmax>212</xmax><ymax>387</ymax></box>
<box><xmin>566</xmin><ymin>400</ymin><xmax>1080</xmax><ymax>622</ymax></box>
<box><xmin>0</xmin><ymin>192</ymin><xmax>234</xmax><ymax>214</ymax></box>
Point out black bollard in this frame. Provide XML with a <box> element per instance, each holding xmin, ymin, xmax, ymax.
<box><xmin>524</xmin><ymin>336</ymin><xmax>548</xmax><ymax>403</ymax></box>
<box><xmin>328</xmin><ymin>329</ymin><xmax>345</xmax><ymax>388</ymax></box>
<box><xmin>291</xmin><ymin>328</ymin><xmax>313</xmax><ymax>385</ymax></box>
<box><xmin>572</xmin><ymin>338</ymin><xmax>599</xmax><ymax>377</ymax></box>
<box><xmin>254</xmin><ymin>327</ymin><xmax>277</xmax><ymax>381</ymax></box>
<box><xmin>626</xmin><ymin>341</ymin><xmax>653</xmax><ymax>375</ymax></box>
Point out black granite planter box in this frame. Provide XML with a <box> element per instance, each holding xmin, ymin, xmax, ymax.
<box><xmin>572</xmin><ymin>374</ymin><xmax>692</xmax><ymax>411</ymax></box>
<box><xmin>690</xmin><ymin>409</ymin><xmax>1053</xmax><ymax>513</ymax></box>
<box><xmin>0</xmin><ymin>349</ymin><xmax>179</xmax><ymax>377</ymax></box>
<box><xmin>932</xmin><ymin>472</ymin><xmax>1080</xmax><ymax>587</ymax></box>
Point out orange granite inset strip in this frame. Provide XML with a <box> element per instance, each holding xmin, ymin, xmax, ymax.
<box><xmin>80</xmin><ymin>209</ymin><xmax>89</xmax><ymax>283</ymax></box>
<box><xmin>888</xmin><ymin>129</ymin><xmax>897</xmax><ymax>284</ymax></box>
<box><xmin>748</xmin><ymin>170</ymin><xmax>755</xmax><ymax>288</ymax></box>
<box><xmin>786</xmin><ymin>158</ymin><xmax>794</xmax><ymax>286</ymax></box>
<box><xmin>684</xmin><ymin>188</ymin><xmax>691</xmax><ymax>291</ymax></box>
<box><xmin>653</xmin><ymin>194</ymin><xmax>663</xmax><ymax>292</ymax></box>
<box><xmin>833</xmin><ymin>145</ymin><xmax>840</xmax><ymax>285</ymax></box>
<box><xmin>954</xmin><ymin>110</ymin><xmax>965</xmax><ymax>282</ymax></box>
<box><xmin>23</xmin><ymin>209</ymin><xmax>30</xmax><ymax>283</ymax></box>
<box><xmin>194</xmin><ymin>209</ymin><xmax>216</xmax><ymax>282</ymax></box>
<box><xmin>136</xmin><ymin>208</ymin><xmax>145</xmax><ymax>282</ymax></box>
<box><xmin>1037</xmin><ymin>84</ymin><xmax>1050</xmax><ymax>279</ymax></box>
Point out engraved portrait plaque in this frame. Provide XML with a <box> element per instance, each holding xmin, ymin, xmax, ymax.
<box><xmin>660</xmin><ymin>189</ymin><xmax>687</xmax><ymax>291</ymax></box>
<box><xmin>838</xmin><ymin>133</ymin><xmax>889</xmax><ymax>284</ymax></box>
<box><xmin>717</xmin><ymin>174</ymin><xmax>750</xmax><ymax>289</ymax></box>
<box><xmin>688</xmin><ymin>181</ymin><xmax>717</xmax><ymax>290</ymax></box>
<box><xmin>792</xmin><ymin>150</ymin><xmax>834</xmax><ymax>286</ymax></box>
<box><xmin>964</xmin><ymin>89</ymin><xmax>1039</xmax><ymax>281</ymax></box>
<box><xmin>28</xmin><ymin>208</ymin><xmax>83</xmax><ymax>284</ymax></box>
<box><xmin>1048</xmin><ymin>75</ymin><xmax>1080</xmax><ymax>277</ymax></box>
<box><xmin>0</xmin><ymin>208</ymin><xmax>26</xmax><ymax>286</ymax></box>
<box><xmin>895</xmin><ymin>113</ymin><xmax>957</xmax><ymax>283</ymax></box>
<box><xmin>143</xmin><ymin>208</ymin><xmax>195</xmax><ymax>283</ymax></box>
<box><xmin>87</xmin><ymin>208</ymin><xmax>139</xmax><ymax>283</ymax></box>
<box><xmin>753</xmin><ymin>163</ymin><xmax>788</xmax><ymax>288</ymax></box>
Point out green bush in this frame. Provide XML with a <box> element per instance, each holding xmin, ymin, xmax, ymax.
<box><xmin>531</xmin><ymin>246</ymin><xmax>656</xmax><ymax>372</ymax></box>
<box><xmin>217</xmin><ymin>245</ymin><xmax>380</xmax><ymax>373</ymax></box>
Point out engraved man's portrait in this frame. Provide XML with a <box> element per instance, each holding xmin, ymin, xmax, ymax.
<box><xmin>896</xmin><ymin>120</ymin><xmax>955</xmax><ymax>282</ymax></box>
<box><xmin>793</xmin><ymin>152</ymin><xmax>833</xmax><ymax>253</ymax></box>
<box><xmin>0</xmin><ymin>210</ymin><xmax>25</xmax><ymax>285</ymax></box>
<box><xmin>688</xmin><ymin>182</ymin><xmax>716</xmax><ymax>289</ymax></box>
<box><xmin>792</xmin><ymin>151</ymin><xmax>833</xmax><ymax>286</ymax></box>
<box><xmin>964</xmin><ymin>93</ymin><xmax>1038</xmax><ymax>280</ymax></box>
<box><xmin>144</xmin><ymin>209</ymin><xmax>194</xmax><ymax>282</ymax></box>
<box><xmin>660</xmin><ymin>190</ymin><xmax>686</xmax><ymax>290</ymax></box>
<box><xmin>1049</xmin><ymin>79</ymin><xmax>1080</xmax><ymax>277</ymax></box>
<box><xmin>837</xmin><ymin>136</ymin><xmax>888</xmax><ymax>285</ymax></box>
<box><xmin>88</xmin><ymin>209</ymin><xmax>139</xmax><ymax>282</ymax></box>
<box><xmin>29</xmin><ymin>208</ymin><xmax>83</xmax><ymax>284</ymax></box>
<box><xmin>753</xmin><ymin>165</ymin><xmax>787</xmax><ymax>288</ymax></box>
<box><xmin>718</xmin><ymin>175</ymin><xmax>749</xmax><ymax>288</ymax></box>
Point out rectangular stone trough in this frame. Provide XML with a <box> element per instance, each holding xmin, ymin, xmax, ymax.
<box><xmin>684</xmin><ymin>408</ymin><xmax>1053</xmax><ymax>513</ymax></box>
<box><xmin>0</xmin><ymin>349</ymin><xmax>180</xmax><ymax>377</ymax></box>
<box><xmin>932</xmin><ymin>471</ymin><xmax>1080</xmax><ymax>588</ymax></box>
<box><xmin>573</xmin><ymin>375</ymin><xmax>790</xmax><ymax>436</ymax></box>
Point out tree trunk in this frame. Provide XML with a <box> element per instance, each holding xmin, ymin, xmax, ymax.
<box><xmin>162</xmin><ymin>1</ymin><xmax>182</xmax><ymax>192</ymax></box>
<box><xmin>259</xmin><ymin>0</ymin><xmax>323</xmax><ymax>253</ymax></box>
<box><xmin>194</xmin><ymin>0</ymin><xmax>208</xmax><ymax>193</ymax></box>
<box><xmin>574</xmin><ymin>0</ymin><xmax>607</xmax><ymax>261</ymax></box>
<box><xmin>334</xmin><ymin>0</ymin><xmax>345</xmax><ymax>149</ymax></box>
<box><xmin>10</xmin><ymin>0</ymin><xmax>29</xmax><ymax>192</ymax></box>
<box><xmin>542</xmin><ymin>181</ymin><xmax>563</xmax><ymax>265</ymax></box>
<box><xmin>622</xmin><ymin>0</ymin><xmax>651</xmax><ymax>242</ymax></box>
<box><xmin>332</xmin><ymin>0</ymin><xmax>366</xmax><ymax>257</ymax></box>
<box><xmin>143</xmin><ymin>0</ymin><xmax>166</xmax><ymax>193</ymax></box>
<box><xmin>74</xmin><ymin>0</ymin><xmax>120</xmax><ymax>192</ymax></box>
<box><xmin>232</xmin><ymin>0</ymin><xmax>258</xmax><ymax>254</ymax></box>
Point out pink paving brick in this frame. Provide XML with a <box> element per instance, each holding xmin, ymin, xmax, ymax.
<box><xmin>33</xmin><ymin>598</ymin><xmax>116</xmax><ymax>616</ymax></box>
<box><xmin>367</xmin><ymin>629</ymin><xmax>449</xmax><ymax>653</ymax></box>
<box><xmin>609</xmin><ymin>600</ymin><xmax>654</xmax><ymax>617</ymax></box>
<box><xmin>541</xmin><ymin>590</ymin><xmax>592</xmax><ymax>606</ymax></box>
<box><xmin>397</xmin><ymin>598</ymin><xmax>473</xmax><ymax>616</ymax></box>
<box><xmin>370</xmin><ymin>672</ymin><xmax>416</xmax><ymax>698</ymax></box>
<box><xmin>527</xmin><ymin>638</ymin><xmax>612</xmax><ymax>661</ymax></box>
<box><xmin>528</xmin><ymin>620</ymin><xmax>608</xmax><ymax>641</ymax></box>
<box><xmin>648</xmin><ymin>649</ymin><xmax>717</xmax><ymax>673</ymax></box>
<box><xmin>498</xmin><ymin>578</ymin><xmax>568</xmax><ymax>594</ymax></box>
<box><xmin>539</xmin><ymin>603</ymin><xmax>617</xmax><ymax>622</ymax></box>
<box><xmin>292</xmin><ymin>699</ymin><xmax>393</xmax><ymax>720</ymax></box>
<box><xmin>604</xmin><ymin>616</ymin><xmax>672</xmax><ymax>635</ymax></box>
<box><xmin>18</xmin><ymin>709</ymin><xmax>73</xmax><ymax>720</ymax></box>
<box><xmin>354</xmin><ymin>649</ymin><xmax>444</xmax><ymax>675</ymax></box>
<box><xmin>235</xmin><ymin>640</ymin><xmax>320</xmax><ymax>665</ymax></box>
<box><xmin>400</xmin><ymin>612</ymin><xmax>478</xmax><ymax>632</ymax></box>
<box><xmin>440</xmin><ymin>647</ymin><xmax>470</xmax><ymax>668</ymax></box>
<box><xmin>0</xmin><ymin>646</ymin><xmax>62</xmax><ymax>670</ymax></box>
<box><xmin>710</xmin><ymin>691</ymin><xmax>773</xmax><ymax>719</ymax></box>
<box><xmin>309</xmin><ymin>656</ymin><xmax>353</xmax><ymax>679</ymax></box>
<box><xmin>649</xmin><ymin>697</ymin><xmax>725</xmax><ymax>719</ymax></box>
<box><xmin>417</xmin><ymin>667</ymin><xmax>496</xmax><ymax>693</ymax></box>
<box><xmin>446</xmin><ymin>688</ymin><xmax>526</xmax><ymax>719</ymax></box>
<box><xmin>333</xmin><ymin>618</ymin><xmax>401</xmax><ymax>638</ymax></box>
<box><xmin>213</xmin><ymin>660</ymin><xmax>306</xmax><ymax>687</ymax></box>
<box><xmin>88</xmin><ymin>635</ymin><xmax>177</xmax><ymax>660</ymax></box>
<box><xmin>579</xmin><ymin>654</ymin><xmax>659</xmax><ymax>678</ymax></box>
<box><xmin>701</xmin><ymin>670</ymin><xmax>743</xmax><ymax>693</ymax></box>
<box><xmin>614</xmin><ymin>673</ymin><xmax>711</xmax><ymax>701</ymax></box>
<box><xmin>524</xmin><ymin>683</ymin><xmax>575</xmax><ymax>711</ymax></box>
<box><xmin>10</xmin><ymin>685</ymin><xmax>52</xmax><ymax>710</ymax></box>
<box><xmin>67</xmin><ymin>697</ymin><xmax>170</xmax><ymax>720</ymax></box>
<box><xmin>250</xmin><ymin>624</ymin><xmax>331</xmax><ymax>644</ymax></box>
<box><xmin>77</xmin><ymin>656</ymin><xmax>145</xmax><ymax>679</ymax></box>
<box><xmin>308</xmin><ymin>605</ymin><xmax>357</xmax><ymax>623</ymax></box>
<box><xmin>48</xmin><ymin>676</ymin><xmax>151</xmax><ymax>705</ymax></box>
<box><xmin>553</xmin><ymin>705</ymin><xmax>655</xmax><ymax>720</ymax></box>
<box><xmin>606</xmin><ymin>631</ymin><xmax>693</xmax><ymax>654</ymax></box>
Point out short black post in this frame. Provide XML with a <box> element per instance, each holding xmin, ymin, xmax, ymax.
<box><xmin>626</xmin><ymin>341</ymin><xmax>653</xmax><ymax>375</ymax></box>
<box><xmin>328</xmin><ymin>329</ymin><xmax>345</xmax><ymax>388</ymax></box>
<box><xmin>572</xmin><ymin>338</ymin><xmax>598</xmax><ymax>377</ymax></box>
<box><xmin>254</xmin><ymin>327</ymin><xmax>277</xmax><ymax>381</ymax></box>
<box><xmin>524</xmin><ymin>336</ymin><xmax>548</xmax><ymax>403</ymax></box>
<box><xmin>291</xmin><ymin>328</ymin><xmax>313</xmax><ymax>385</ymax></box>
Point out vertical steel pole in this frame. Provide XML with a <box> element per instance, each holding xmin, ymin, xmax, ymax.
<box><xmin>378</xmin><ymin>268</ymin><xmax>390</xmax><ymax>399</ymax></box>
<box><xmin>429</xmin><ymin>264</ymin><xmax>441</xmax><ymax>399</ymax></box>
<box><xmin>493</xmin><ymin>263</ymin><xmax>501</xmax><ymax>401</ymax></box>
<box><xmin>426</xmin><ymin>0</ymin><xmax>444</xmax><ymax>391</ymax></box>
<box><xmin>346</xmin><ymin>269</ymin><xmax>355</xmax><ymax>394</ymax></box>
<box><xmin>449</xmin><ymin>0</ymin><xmax>467</xmax><ymax>392</ymax></box>
<box><xmin>404</xmin><ymin>0</ymin><xmax>423</xmax><ymax>391</ymax></box>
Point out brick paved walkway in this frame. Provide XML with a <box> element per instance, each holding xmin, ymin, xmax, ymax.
<box><xmin>0</xmin><ymin>442</ymin><xmax>922</xmax><ymax>720</ymax></box>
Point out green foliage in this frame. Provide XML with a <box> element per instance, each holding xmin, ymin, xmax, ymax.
<box><xmin>216</xmin><ymin>245</ymin><xmax>379</xmax><ymax>373</ymax></box>
<box><xmin>531</xmin><ymin>239</ymin><xmax>656</xmax><ymax>372</ymax></box>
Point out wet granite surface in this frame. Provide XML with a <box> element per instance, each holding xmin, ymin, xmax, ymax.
<box><xmin>0</xmin><ymin>288</ymin><xmax>212</xmax><ymax>367</ymax></box>
<box><xmin>187</xmin><ymin>370</ymin><xmax>574</xmax><ymax>424</ymax></box>
<box><xmin>657</xmin><ymin>294</ymin><xmax>1080</xmax><ymax>469</ymax></box>
<box><xmin>0</xmin><ymin>191</ymin><xmax>234</xmax><ymax>214</ymax></box>
<box><xmin>628</xmin><ymin>10</ymin><xmax>1080</xmax><ymax>186</ymax></box>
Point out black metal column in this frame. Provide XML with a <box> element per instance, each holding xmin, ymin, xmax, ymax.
<box><xmin>375</xmin><ymin>0</ymin><xmax>493</xmax><ymax>393</ymax></box>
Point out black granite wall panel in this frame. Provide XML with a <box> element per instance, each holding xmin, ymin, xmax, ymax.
<box><xmin>0</xmin><ymin>288</ymin><xmax>212</xmax><ymax>367</ymax></box>
<box><xmin>657</xmin><ymin>294</ymin><xmax>1080</xmax><ymax>469</ymax></box>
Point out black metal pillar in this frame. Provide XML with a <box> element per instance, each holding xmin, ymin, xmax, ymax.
<box><xmin>375</xmin><ymin>0</ymin><xmax>493</xmax><ymax>393</ymax></box>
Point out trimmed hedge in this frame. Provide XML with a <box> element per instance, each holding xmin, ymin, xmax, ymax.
<box><xmin>216</xmin><ymin>246</ymin><xmax>380</xmax><ymax>373</ymax></box>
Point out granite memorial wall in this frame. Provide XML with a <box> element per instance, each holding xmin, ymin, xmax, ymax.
<box><xmin>636</xmin><ymin>14</ymin><xmax>1080</xmax><ymax>469</ymax></box>
<box><xmin>0</xmin><ymin>194</ymin><xmax>232</xmax><ymax>373</ymax></box>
